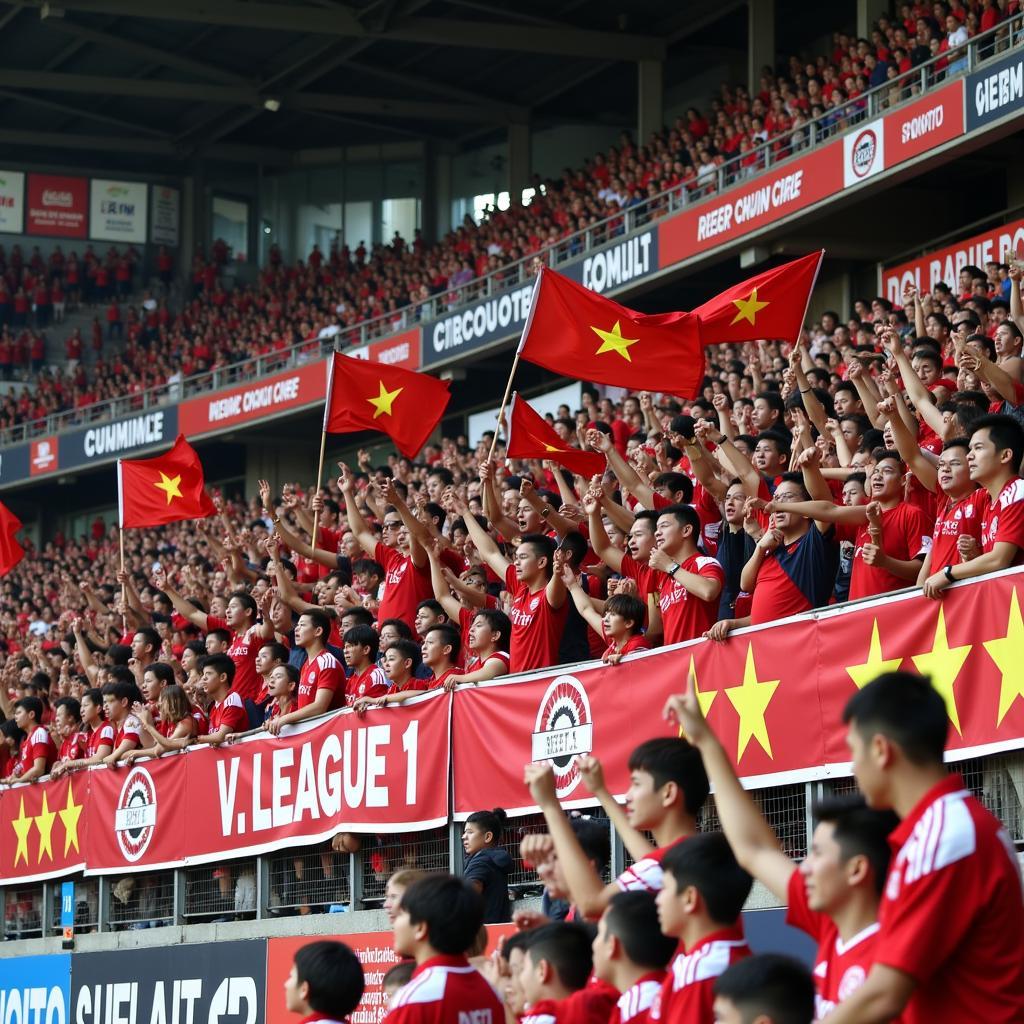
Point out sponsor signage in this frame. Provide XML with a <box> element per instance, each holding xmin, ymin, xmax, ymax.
<box><xmin>26</xmin><ymin>174</ymin><xmax>87</xmax><ymax>239</ymax></box>
<box><xmin>881</xmin><ymin>216</ymin><xmax>1024</xmax><ymax>303</ymax></box>
<box><xmin>0</xmin><ymin>955</ymin><xmax>71</xmax><ymax>1024</ymax></box>
<box><xmin>885</xmin><ymin>81</ymin><xmax>964</xmax><ymax>164</ymax></box>
<box><xmin>150</xmin><ymin>184</ymin><xmax>180</xmax><ymax>247</ymax></box>
<box><xmin>70</xmin><ymin>943</ymin><xmax>266</xmax><ymax>1024</ymax></box>
<box><xmin>842</xmin><ymin>117</ymin><xmax>885</xmax><ymax>187</ymax></box>
<box><xmin>366</xmin><ymin>328</ymin><xmax>421</xmax><ymax>371</ymax></box>
<box><xmin>61</xmin><ymin>407</ymin><xmax>178</xmax><ymax>470</ymax></box>
<box><xmin>0</xmin><ymin>443</ymin><xmax>31</xmax><ymax>487</ymax></box>
<box><xmin>562</xmin><ymin>229</ymin><xmax>658</xmax><ymax>294</ymax></box>
<box><xmin>0</xmin><ymin>169</ymin><xmax>25</xmax><ymax>233</ymax></box>
<box><xmin>967</xmin><ymin>46</ymin><xmax>1024</xmax><ymax>132</ymax></box>
<box><xmin>423</xmin><ymin>282</ymin><xmax>534</xmax><ymax>366</ymax></box>
<box><xmin>30</xmin><ymin>437</ymin><xmax>58</xmax><ymax>477</ymax></box>
<box><xmin>90</xmin><ymin>179</ymin><xmax>147</xmax><ymax>244</ymax></box>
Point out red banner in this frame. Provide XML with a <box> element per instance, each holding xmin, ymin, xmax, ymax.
<box><xmin>453</xmin><ymin>569</ymin><xmax>1024</xmax><ymax>816</ymax></box>
<box><xmin>0</xmin><ymin>695</ymin><xmax>449</xmax><ymax>882</ymax></box>
<box><xmin>883</xmin><ymin>80</ymin><xmax>964</xmax><ymax>168</ymax></box>
<box><xmin>26</xmin><ymin>174</ymin><xmax>88</xmax><ymax>238</ymax></box>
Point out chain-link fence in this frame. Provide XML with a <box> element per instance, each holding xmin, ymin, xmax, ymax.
<box><xmin>183</xmin><ymin>859</ymin><xmax>258</xmax><ymax>921</ymax></box>
<box><xmin>270</xmin><ymin>845</ymin><xmax>350</xmax><ymax>914</ymax></box>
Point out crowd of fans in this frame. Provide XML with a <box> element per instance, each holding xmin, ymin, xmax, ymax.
<box><xmin>3</xmin><ymin>0</ymin><xmax>1014</xmax><ymax>443</ymax></box>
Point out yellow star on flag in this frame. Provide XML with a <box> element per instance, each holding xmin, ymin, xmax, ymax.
<box><xmin>591</xmin><ymin>321</ymin><xmax>640</xmax><ymax>361</ymax></box>
<box><xmin>153</xmin><ymin>471</ymin><xmax>182</xmax><ymax>505</ymax></box>
<box><xmin>674</xmin><ymin>657</ymin><xmax>718</xmax><ymax>741</ymax></box>
<box><xmin>11</xmin><ymin>796</ymin><xmax>32</xmax><ymax>867</ymax></box>
<box><xmin>524</xmin><ymin>431</ymin><xmax>564</xmax><ymax>454</ymax></box>
<box><xmin>725</xmin><ymin>644</ymin><xmax>780</xmax><ymax>760</ymax></box>
<box><xmin>59</xmin><ymin>782</ymin><xmax>83</xmax><ymax>857</ymax></box>
<box><xmin>34</xmin><ymin>791</ymin><xmax>56</xmax><ymax>863</ymax></box>
<box><xmin>911</xmin><ymin>605</ymin><xmax>972</xmax><ymax>736</ymax></box>
<box><xmin>730</xmin><ymin>286</ymin><xmax>770</xmax><ymax>326</ymax></box>
<box><xmin>983</xmin><ymin>587</ymin><xmax>1024</xmax><ymax>727</ymax></box>
<box><xmin>846</xmin><ymin>619</ymin><xmax>904</xmax><ymax>689</ymax></box>
<box><xmin>367</xmin><ymin>380</ymin><xmax>403</xmax><ymax>419</ymax></box>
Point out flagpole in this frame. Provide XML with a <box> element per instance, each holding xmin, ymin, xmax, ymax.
<box><xmin>116</xmin><ymin>459</ymin><xmax>127</xmax><ymax>632</ymax></box>
<box><xmin>311</xmin><ymin>427</ymin><xmax>328</xmax><ymax>545</ymax></box>
<box><xmin>487</xmin><ymin>349</ymin><xmax>522</xmax><ymax>461</ymax></box>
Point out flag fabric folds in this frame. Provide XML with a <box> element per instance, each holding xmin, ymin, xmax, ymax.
<box><xmin>517</xmin><ymin>268</ymin><xmax>705</xmax><ymax>397</ymax></box>
<box><xmin>506</xmin><ymin>393</ymin><xmax>606</xmax><ymax>477</ymax></box>
<box><xmin>692</xmin><ymin>250</ymin><xmax>824</xmax><ymax>346</ymax></box>
<box><xmin>324</xmin><ymin>352</ymin><xmax>451</xmax><ymax>459</ymax></box>
<box><xmin>0</xmin><ymin>500</ymin><xmax>24</xmax><ymax>575</ymax></box>
<box><xmin>118</xmin><ymin>434</ymin><xmax>216</xmax><ymax>528</ymax></box>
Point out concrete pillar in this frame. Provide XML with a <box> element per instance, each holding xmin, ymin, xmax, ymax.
<box><xmin>433</xmin><ymin>150</ymin><xmax>453</xmax><ymax>239</ymax></box>
<box><xmin>748</xmin><ymin>0</ymin><xmax>776</xmax><ymax>98</ymax></box>
<box><xmin>507</xmin><ymin>122</ymin><xmax>531</xmax><ymax>201</ymax></box>
<box><xmin>637</xmin><ymin>59</ymin><xmax>664</xmax><ymax>144</ymax></box>
<box><xmin>856</xmin><ymin>0</ymin><xmax>870</xmax><ymax>39</ymax></box>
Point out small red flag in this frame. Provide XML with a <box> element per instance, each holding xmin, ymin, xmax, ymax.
<box><xmin>517</xmin><ymin>268</ymin><xmax>704</xmax><ymax>397</ymax></box>
<box><xmin>324</xmin><ymin>352</ymin><xmax>451</xmax><ymax>459</ymax></box>
<box><xmin>0</xmin><ymin>500</ymin><xmax>24</xmax><ymax>575</ymax></box>
<box><xmin>118</xmin><ymin>434</ymin><xmax>216</xmax><ymax>528</ymax></box>
<box><xmin>506</xmin><ymin>393</ymin><xmax>605</xmax><ymax>477</ymax></box>
<box><xmin>692</xmin><ymin>251</ymin><xmax>824</xmax><ymax>346</ymax></box>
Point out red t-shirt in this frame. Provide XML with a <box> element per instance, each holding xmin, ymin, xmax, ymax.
<box><xmin>620</xmin><ymin>553</ymin><xmax>659</xmax><ymax>601</ymax></box>
<box><xmin>836</xmin><ymin>503</ymin><xmax>932</xmax><ymax>600</ymax></box>
<box><xmin>58</xmin><ymin>732</ymin><xmax>88</xmax><ymax>762</ymax></box>
<box><xmin>504</xmin><ymin>565</ymin><xmax>569</xmax><ymax>674</ymax></box>
<box><xmin>206</xmin><ymin>616</ymin><xmax>263</xmax><ymax>704</ymax></box>
<box><xmin>113</xmin><ymin>716</ymin><xmax>142</xmax><ymax>750</ymax></box>
<box><xmin>981</xmin><ymin>478</ymin><xmax>1024</xmax><ymax>558</ymax></box>
<box><xmin>521</xmin><ymin>979</ymin><xmax>619</xmax><ymax>1024</ymax></box>
<box><xmin>375</xmin><ymin>542</ymin><xmax>433</xmax><ymax>635</ymax></box>
<box><xmin>209</xmin><ymin>691</ymin><xmax>248</xmax><ymax>733</ymax></box>
<box><xmin>785</xmin><ymin>868</ymin><xmax>878</xmax><ymax>1018</ymax></box>
<box><xmin>614</xmin><ymin>837</ymin><xmax>687</xmax><ymax>897</ymax></box>
<box><xmin>298</xmin><ymin>650</ymin><xmax>346</xmax><ymax>709</ymax></box>
<box><xmin>16</xmin><ymin>727</ymin><xmax>57</xmax><ymax>774</ymax></box>
<box><xmin>931</xmin><ymin>487</ymin><xmax>986</xmax><ymax>571</ymax></box>
<box><xmin>345</xmin><ymin>663</ymin><xmax>389</xmax><ymax>705</ymax></box>
<box><xmin>608</xmin><ymin>973</ymin><xmax>665</xmax><ymax>1024</ymax></box>
<box><xmin>87</xmin><ymin>722</ymin><xmax>115</xmax><ymax>755</ymax></box>
<box><xmin>603</xmin><ymin>634</ymin><xmax>650</xmax><ymax>660</ymax></box>
<box><xmin>655</xmin><ymin>554</ymin><xmax>723</xmax><ymax>645</ymax></box>
<box><xmin>385</xmin><ymin>954</ymin><xmax>504</xmax><ymax>1024</ymax></box>
<box><xmin>650</xmin><ymin>927</ymin><xmax>750</xmax><ymax>1024</ymax></box>
<box><xmin>874</xmin><ymin>774</ymin><xmax>1024</xmax><ymax>1023</ymax></box>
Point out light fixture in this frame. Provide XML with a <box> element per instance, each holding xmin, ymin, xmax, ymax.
<box><xmin>263</xmin><ymin>98</ymin><xmax>281</xmax><ymax>113</ymax></box>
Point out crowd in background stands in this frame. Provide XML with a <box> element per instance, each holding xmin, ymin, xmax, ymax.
<box><xmin>1</xmin><ymin>0</ymin><xmax>1015</xmax><ymax>440</ymax></box>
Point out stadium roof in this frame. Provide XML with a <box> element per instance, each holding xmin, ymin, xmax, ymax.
<box><xmin>0</xmin><ymin>0</ymin><xmax>752</xmax><ymax>173</ymax></box>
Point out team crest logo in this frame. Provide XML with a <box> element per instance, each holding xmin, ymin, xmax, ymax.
<box><xmin>532</xmin><ymin>675</ymin><xmax>594</xmax><ymax>798</ymax></box>
<box><xmin>530</xmin><ymin>597</ymin><xmax>541</xmax><ymax>611</ymax></box>
<box><xmin>837</xmin><ymin>966</ymin><xmax>867</xmax><ymax>1000</ymax></box>
<box><xmin>851</xmin><ymin>129</ymin><xmax>878</xmax><ymax>178</ymax></box>
<box><xmin>115</xmin><ymin>766</ymin><xmax>158</xmax><ymax>862</ymax></box>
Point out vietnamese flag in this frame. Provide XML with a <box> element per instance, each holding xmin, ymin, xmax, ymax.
<box><xmin>118</xmin><ymin>434</ymin><xmax>216</xmax><ymax>528</ymax></box>
<box><xmin>517</xmin><ymin>267</ymin><xmax>704</xmax><ymax>397</ymax></box>
<box><xmin>506</xmin><ymin>393</ymin><xmax>605</xmax><ymax>477</ymax></box>
<box><xmin>324</xmin><ymin>352</ymin><xmax>451</xmax><ymax>459</ymax></box>
<box><xmin>692</xmin><ymin>250</ymin><xmax>824</xmax><ymax>346</ymax></box>
<box><xmin>0</xmin><ymin>500</ymin><xmax>24</xmax><ymax>575</ymax></box>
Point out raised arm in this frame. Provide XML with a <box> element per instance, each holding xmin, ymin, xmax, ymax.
<box><xmin>425</xmin><ymin>541</ymin><xmax>465</xmax><ymax>621</ymax></box>
<box><xmin>585</xmin><ymin>492</ymin><xmax>625</xmax><ymax>574</ymax></box>
<box><xmin>576</xmin><ymin>756</ymin><xmax>655</xmax><ymax>864</ymax></box>
<box><xmin>560</xmin><ymin>563</ymin><xmax>604</xmax><ymax>634</ymax></box>
<box><xmin>338</xmin><ymin>462</ymin><xmax>379</xmax><ymax>556</ymax></box>
<box><xmin>587</xmin><ymin>428</ymin><xmax>657</xmax><ymax>508</ymax></box>
<box><xmin>519</xmin><ymin>477</ymin><xmax>578</xmax><ymax>539</ymax></box>
<box><xmin>150</xmin><ymin>567</ymin><xmax>209</xmax><ymax>631</ymax></box>
<box><xmin>446</xmin><ymin>490</ymin><xmax>511</xmax><ymax>580</ymax></box>
<box><xmin>877</xmin><ymin>394</ymin><xmax>938</xmax><ymax>492</ymax></box>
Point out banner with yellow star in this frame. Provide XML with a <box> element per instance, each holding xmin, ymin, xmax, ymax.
<box><xmin>517</xmin><ymin>267</ymin><xmax>704</xmax><ymax>397</ymax></box>
<box><xmin>506</xmin><ymin>393</ymin><xmax>605</xmax><ymax>477</ymax></box>
<box><xmin>324</xmin><ymin>352</ymin><xmax>451</xmax><ymax>459</ymax></box>
<box><xmin>117</xmin><ymin>434</ymin><xmax>216</xmax><ymax>529</ymax></box>
<box><xmin>691</xmin><ymin>250</ymin><xmax>824</xmax><ymax>346</ymax></box>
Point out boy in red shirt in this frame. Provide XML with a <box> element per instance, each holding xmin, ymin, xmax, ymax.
<box><xmin>194</xmin><ymin>654</ymin><xmax>248</xmax><ymax>745</ymax></box>
<box><xmin>101</xmin><ymin>680</ymin><xmax>144</xmax><ymax>764</ymax></box>
<box><xmin>53</xmin><ymin>697</ymin><xmax>87</xmax><ymax>765</ymax></box>
<box><xmin>712</xmin><ymin>956</ymin><xmax>815</xmax><ymax>1024</ymax></box>
<box><xmin>2</xmin><ymin>697</ymin><xmax>57</xmax><ymax>782</ymax></box>
<box><xmin>342</xmin><ymin>624</ymin><xmax>389</xmax><ymax>707</ymax></box>
<box><xmin>825</xmin><ymin>671</ymin><xmax>1024</xmax><ymax>1023</ymax></box>
<box><xmin>562</xmin><ymin>564</ymin><xmax>649</xmax><ymax>664</ymax></box>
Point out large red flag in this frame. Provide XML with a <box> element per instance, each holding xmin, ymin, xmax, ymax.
<box><xmin>0</xmin><ymin>500</ymin><xmax>24</xmax><ymax>575</ymax></box>
<box><xmin>692</xmin><ymin>251</ymin><xmax>824</xmax><ymax>345</ymax></box>
<box><xmin>517</xmin><ymin>268</ymin><xmax>704</xmax><ymax>397</ymax></box>
<box><xmin>118</xmin><ymin>434</ymin><xmax>216</xmax><ymax>528</ymax></box>
<box><xmin>506</xmin><ymin>393</ymin><xmax>605</xmax><ymax>477</ymax></box>
<box><xmin>324</xmin><ymin>352</ymin><xmax>451</xmax><ymax>459</ymax></box>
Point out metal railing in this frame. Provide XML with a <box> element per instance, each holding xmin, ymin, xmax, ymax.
<box><xmin>2</xmin><ymin>16</ymin><xmax>1021</xmax><ymax>450</ymax></box>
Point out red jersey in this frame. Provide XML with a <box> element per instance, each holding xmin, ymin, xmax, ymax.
<box><xmin>521</xmin><ymin>979</ymin><xmax>619</xmax><ymax>1024</ymax></box>
<box><xmin>113</xmin><ymin>715</ymin><xmax>142</xmax><ymax>750</ymax></box>
<box><xmin>87</xmin><ymin>722</ymin><xmax>115</xmax><ymax>755</ymax></box>
<box><xmin>375</xmin><ymin>542</ymin><xmax>433</xmax><ymax>636</ymax></box>
<box><xmin>874</xmin><ymin>773</ymin><xmax>1024</xmax><ymax>1024</ymax></box>
<box><xmin>837</xmin><ymin>503</ymin><xmax>932</xmax><ymax>600</ymax></box>
<box><xmin>58</xmin><ymin>731</ymin><xmax>88</xmax><ymax>763</ymax></box>
<box><xmin>345</xmin><ymin>663</ymin><xmax>389</xmax><ymax>706</ymax></box>
<box><xmin>299</xmin><ymin>650</ymin><xmax>346</xmax><ymax>709</ymax></box>
<box><xmin>209</xmin><ymin>692</ymin><xmax>248</xmax><ymax>733</ymax></box>
<box><xmin>655</xmin><ymin>554</ymin><xmax>723</xmax><ymax>645</ymax></box>
<box><xmin>207</xmin><ymin>616</ymin><xmax>263</xmax><ymax>704</ymax></box>
<box><xmin>190</xmin><ymin>705</ymin><xmax>209</xmax><ymax>736</ymax></box>
<box><xmin>608</xmin><ymin>973</ymin><xmax>664</xmax><ymax>1024</ymax></box>
<box><xmin>15</xmin><ymin>727</ymin><xmax>57</xmax><ymax>775</ymax></box>
<box><xmin>930</xmin><ymin>487</ymin><xmax>986</xmax><ymax>570</ymax></box>
<box><xmin>981</xmin><ymin>477</ymin><xmax>1024</xmax><ymax>559</ymax></box>
<box><xmin>650</xmin><ymin>928</ymin><xmax>750</xmax><ymax>1024</ymax></box>
<box><xmin>785</xmin><ymin>868</ymin><xmax>878</xmax><ymax>1018</ymax></box>
<box><xmin>384</xmin><ymin>954</ymin><xmax>503</xmax><ymax>1024</ymax></box>
<box><xmin>614</xmin><ymin>837</ymin><xmax>687</xmax><ymax>897</ymax></box>
<box><xmin>504</xmin><ymin>565</ymin><xmax>569</xmax><ymax>674</ymax></box>
<box><xmin>619</xmin><ymin>553</ymin><xmax>659</xmax><ymax>602</ymax></box>
<box><xmin>603</xmin><ymin>634</ymin><xmax>650</xmax><ymax>660</ymax></box>
<box><xmin>464</xmin><ymin>650</ymin><xmax>510</xmax><ymax>675</ymax></box>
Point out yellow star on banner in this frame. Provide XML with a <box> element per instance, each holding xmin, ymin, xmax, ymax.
<box><xmin>11</xmin><ymin>796</ymin><xmax>32</xmax><ymax>867</ymax></box>
<box><xmin>725</xmin><ymin>644</ymin><xmax>780</xmax><ymax>760</ymax></box>
<box><xmin>730</xmin><ymin>287</ymin><xmax>770</xmax><ymax>326</ymax></box>
<box><xmin>983</xmin><ymin>588</ymin><xmax>1024</xmax><ymax>727</ymax></box>
<box><xmin>591</xmin><ymin>321</ymin><xmax>639</xmax><ymax>361</ymax></box>
<box><xmin>911</xmin><ymin>606</ymin><xmax>972</xmax><ymax>736</ymax></box>
<box><xmin>59</xmin><ymin>782</ymin><xmax>83</xmax><ymax>857</ymax></box>
<box><xmin>367</xmin><ymin>380</ymin><xmax>403</xmax><ymax>419</ymax></box>
<box><xmin>846</xmin><ymin>619</ymin><xmax>904</xmax><ymax>689</ymax></box>
<box><xmin>34</xmin><ymin>791</ymin><xmax>56</xmax><ymax>863</ymax></box>
<box><xmin>675</xmin><ymin>658</ymin><xmax>717</xmax><ymax>741</ymax></box>
<box><xmin>153</xmin><ymin>471</ymin><xmax>182</xmax><ymax>504</ymax></box>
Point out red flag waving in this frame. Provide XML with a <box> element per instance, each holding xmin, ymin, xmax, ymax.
<box><xmin>506</xmin><ymin>393</ymin><xmax>605</xmax><ymax>477</ymax></box>
<box><xmin>0</xmin><ymin>500</ymin><xmax>24</xmax><ymax>575</ymax></box>
<box><xmin>517</xmin><ymin>268</ymin><xmax>704</xmax><ymax>397</ymax></box>
<box><xmin>692</xmin><ymin>250</ymin><xmax>823</xmax><ymax>346</ymax></box>
<box><xmin>118</xmin><ymin>434</ymin><xmax>216</xmax><ymax>528</ymax></box>
<box><xmin>324</xmin><ymin>352</ymin><xmax>451</xmax><ymax>459</ymax></box>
